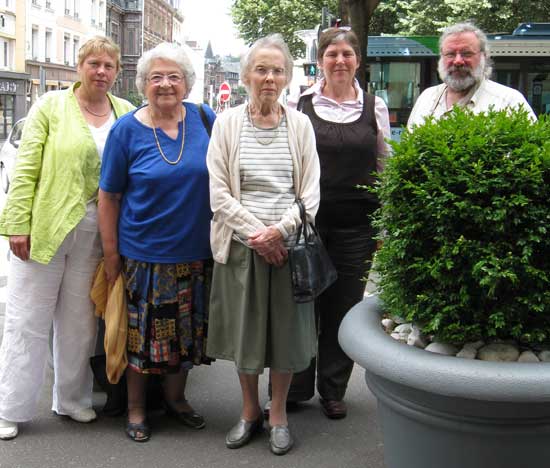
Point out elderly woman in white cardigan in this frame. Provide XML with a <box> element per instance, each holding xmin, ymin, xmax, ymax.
<box><xmin>206</xmin><ymin>34</ymin><xmax>320</xmax><ymax>456</ymax></box>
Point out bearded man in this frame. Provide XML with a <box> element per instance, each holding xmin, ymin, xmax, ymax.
<box><xmin>407</xmin><ymin>22</ymin><xmax>536</xmax><ymax>129</ymax></box>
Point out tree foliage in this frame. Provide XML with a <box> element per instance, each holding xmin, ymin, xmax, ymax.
<box><xmin>231</xmin><ymin>0</ymin><xmax>338</xmax><ymax>57</ymax></box>
<box><xmin>370</xmin><ymin>0</ymin><xmax>550</xmax><ymax>36</ymax></box>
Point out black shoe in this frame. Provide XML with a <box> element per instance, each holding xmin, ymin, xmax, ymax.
<box><xmin>319</xmin><ymin>398</ymin><xmax>347</xmax><ymax>420</ymax></box>
<box><xmin>225</xmin><ymin>412</ymin><xmax>264</xmax><ymax>449</ymax></box>
<box><xmin>164</xmin><ymin>400</ymin><xmax>206</xmax><ymax>430</ymax></box>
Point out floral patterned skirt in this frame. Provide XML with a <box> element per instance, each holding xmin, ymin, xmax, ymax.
<box><xmin>123</xmin><ymin>258</ymin><xmax>213</xmax><ymax>374</ymax></box>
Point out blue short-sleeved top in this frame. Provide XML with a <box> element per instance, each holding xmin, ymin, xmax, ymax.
<box><xmin>100</xmin><ymin>102</ymin><xmax>215</xmax><ymax>264</ymax></box>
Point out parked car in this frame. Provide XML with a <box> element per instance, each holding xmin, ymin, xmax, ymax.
<box><xmin>0</xmin><ymin>118</ymin><xmax>26</xmax><ymax>194</ymax></box>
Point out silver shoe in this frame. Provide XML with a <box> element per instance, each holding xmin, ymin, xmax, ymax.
<box><xmin>0</xmin><ymin>419</ymin><xmax>18</xmax><ymax>440</ymax></box>
<box><xmin>269</xmin><ymin>425</ymin><xmax>293</xmax><ymax>455</ymax></box>
<box><xmin>225</xmin><ymin>413</ymin><xmax>264</xmax><ymax>449</ymax></box>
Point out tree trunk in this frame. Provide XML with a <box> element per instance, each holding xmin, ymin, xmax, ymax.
<box><xmin>344</xmin><ymin>0</ymin><xmax>381</xmax><ymax>89</ymax></box>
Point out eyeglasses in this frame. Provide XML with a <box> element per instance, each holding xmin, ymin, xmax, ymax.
<box><xmin>441</xmin><ymin>50</ymin><xmax>480</xmax><ymax>60</ymax></box>
<box><xmin>253</xmin><ymin>66</ymin><xmax>286</xmax><ymax>77</ymax></box>
<box><xmin>147</xmin><ymin>74</ymin><xmax>184</xmax><ymax>85</ymax></box>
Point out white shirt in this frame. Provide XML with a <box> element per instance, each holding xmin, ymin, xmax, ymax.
<box><xmin>288</xmin><ymin>78</ymin><xmax>391</xmax><ymax>169</ymax></box>
<box><xmin>407</xmin><ymin>79</ymin><xmax>536</xmax><ymax>130</ymax></box>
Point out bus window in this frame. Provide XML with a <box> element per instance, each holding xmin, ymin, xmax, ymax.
<box><xmin>368</xmin><ymin>62</ymin><xmax>421</xmax><ymax>134</ymax></box>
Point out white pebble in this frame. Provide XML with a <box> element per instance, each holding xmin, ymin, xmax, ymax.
<box><xmin>463</xmin><ymin>340</ymin><xmax>485</xmax><ymax>350</ymax></box>
<box><xmin>381</xmin><ymin>318</ymin><xmax>396</xmax><ymax>332</ymax></box>
<box><xmin>394</xmin><ymin>323</ymin><xmax>413</xmax><ymax>334</ymax></box>
<box><xmin>456</xmin><ymin>347</ymin><xmax>477</xmax><ymax>359</ymax></box>
<box><xmin>425</xmin><ymin>342</ymin><xmax>458</xmax><ymax>356</ymax></box>
<box><xmin>407</xmin><ymin>326</ymin><xmax>428</xmax><ymax>348</ymax></box>
<box><xmin>518</xmin><ymin>351</ymin><xmax>540</xmax><ymax>363</ymax></box>
<box><xmin>478</xmin><ymin>343</ymin><xmax>520</xmax><ymax>362</ymax></box>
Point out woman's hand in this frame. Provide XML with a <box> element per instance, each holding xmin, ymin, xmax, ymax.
<box><xmin>103</xmin><ymin>252</ymin><xmax>122</xmax><ymax>284</ymax></box>
<box><xmin>248</xmin><ymin>226</ymin><xmax>288</xmax><ymax>267</ymax></box>
<box><xmin>9</xmin><ymin>235</ymin><xmax>31</xmax><ymax>261</ymax></box>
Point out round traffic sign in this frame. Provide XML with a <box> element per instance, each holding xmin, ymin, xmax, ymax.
<box><xmin>219</xmin><ymin>82</ymin><xmax>231</xmax><ymax>103</ymax></box>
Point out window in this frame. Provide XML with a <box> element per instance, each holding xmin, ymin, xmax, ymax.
<box><xmin>99</xmin><ymin>1</ymin><xmax>104</xmax><ymax>28</ymax></box>
<box><xmin>111</xmin><ymin>21</ymin><xmax>119</xmax><ymax>46</ymax></box>
<box><xmin>45</xmin><ymin>30</ymin><xmax>52</xmax><ymax>62</ymax></box>
<box><xmin>0</xmin><ymin>39</ymin><xmax>9</xmax><ymax>68</ymax></box>
<box><xmin>91</xmin><ymin>0</ymin><xmax>96</xmax><ymax>24</ymax></box>
<box><xmin>64</xmin><ymin>34</ymin><xmax>70</xmax><ymax>65</ymax></box>
<box><xmin>31</xmin><ymin>27</ymin><xmax>39</xmax><ymax>60</ymax></box>
<box><xmin>73</xmin><ymin>38</ymin><xmax>79</xmax><ymax>66</ymax></box>
<box><xmin>0</xmin><ymin>95</ymin><xmax>15</xmax><ymax>141</ymax></box>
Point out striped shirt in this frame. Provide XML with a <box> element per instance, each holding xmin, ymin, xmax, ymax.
<box><xmin>235</xmin><ymin>112</ymin><xmax>297</xmax><ymax>247</ymax></box>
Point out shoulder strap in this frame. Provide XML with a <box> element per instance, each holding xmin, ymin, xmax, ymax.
<box><xmin>363</xmin><ymin>92</ymin><xmax>378</xmax><ymax>133</ymax></box>
<box><xmin>197</xmin><ymin>104</ymin><xmax>212</xmax><ymax>137</ymax></box>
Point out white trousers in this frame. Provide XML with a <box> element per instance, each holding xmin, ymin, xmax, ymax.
<box><xmin>0</xmin><ymin>223</ymin><xmax>101</xmax><ymax>422</ymax></box>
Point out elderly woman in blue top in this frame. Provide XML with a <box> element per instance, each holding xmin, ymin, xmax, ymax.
<box><xmin>98</xmin><ymin>42</ymin><xmax>215</xmax><ymax>443</ymax></box>
<box><xmin>206</xmin><ymin>34</ymin><xmax>320</xmax><ymax>456</ymax></box>
<box><xmin>0</xmin><ymin>36</ymin><xmax>133</xmax><ymax>441</ymax></box>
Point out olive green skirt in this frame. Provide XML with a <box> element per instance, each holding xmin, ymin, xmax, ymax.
<box><xmin>207</xmin><ymin>241</ymin><xmax>316</xmax><ymax>374</ymax></box>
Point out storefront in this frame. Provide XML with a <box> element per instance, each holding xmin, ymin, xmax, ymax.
<box><xmin>0</xmin><ymin>71</ymin><xmax>29</xmax><ymax>141</ymax></box>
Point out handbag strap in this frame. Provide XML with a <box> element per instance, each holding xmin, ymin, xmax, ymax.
<box><xmin>294</xmin><ymin>199</ymin><xmax>307</xmax><ymax>244</ymax></box>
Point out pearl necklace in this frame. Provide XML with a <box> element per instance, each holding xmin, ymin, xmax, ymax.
<box><xmin>247</xmin><ymin>104</ymin><xmax>281</xmax><ymax>146</ymax></box>
<box><xmin>150</xmin><ymin>107</ymin><xmax>185</xmax><ymax>165</ymax></box>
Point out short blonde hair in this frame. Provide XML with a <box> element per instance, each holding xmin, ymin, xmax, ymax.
<box><xmin>78</xmin><ymin>36</ymin><xmax>121</xmax><ymax>72</ymax></box>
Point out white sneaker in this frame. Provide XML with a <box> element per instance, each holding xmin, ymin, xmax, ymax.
<box><xmin>65</xmin><ymin>408</ymin><xmax>97</xmax><ymax>423</ymax></box>
<box><xmin>0</xmin><ymin>418</ymin><xmax>18</xmax><ymax>440</ymax></box>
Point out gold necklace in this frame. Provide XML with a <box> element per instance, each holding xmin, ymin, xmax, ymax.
<box><xmin>84</xmin><ymin>104</ymin><xmax>111</xmax><ymax>117</ymax></box>
<box><xmin>150</xmin><ymin>106</ymin><xmax>185</xmax><ymax>165</ymax></box>
<box><xmin>247</xmin><ymin>104</ymin><xmax>281</xmax><ymax>146</ymax></box>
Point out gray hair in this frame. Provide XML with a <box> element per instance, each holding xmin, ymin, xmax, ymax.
<box><xmin>439</xmin><ymin>22</ymin><xmax>492</xmax><ymax>78</ymax></box>
<box><xmin>135</xmin><ymin>42</ymin><xmax>196</xmax><ymax>96</ymax></box>
<box><xmin>240</xmin><ymin>34</ymin><xmax>294</xmax><ymax>90</ymax></box>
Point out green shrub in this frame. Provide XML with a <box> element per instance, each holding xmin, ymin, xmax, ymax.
<box><xmin>373</xmin><ymin>108</ymin><xmax>550</xmax><ymax>344</ymax></box>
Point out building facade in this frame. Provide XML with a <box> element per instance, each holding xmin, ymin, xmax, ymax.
<box><xmin>0</xmin><ymin>0</ymin><xmax>29</xmax><ymax>140</ymax></box>
<box><xmin>25</xmin><ymin>0</ymin><xmax>107</xmax><ymax>105</ymax></box>
<box><xmin>106</xmin><ymin>0</ymin><xmax>142</xmax><ymax>100</ymax></box>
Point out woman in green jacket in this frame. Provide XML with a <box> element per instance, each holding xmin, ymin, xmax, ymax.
<box><xmin>0</xmin><ymin>36</ymin><xmax>134</xmax><ymax>440</ymax></box>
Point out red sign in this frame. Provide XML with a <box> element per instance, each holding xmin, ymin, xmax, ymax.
<box><xmin>219</xmin><ymin>82</ymin><xmax>231</xmax><ymax>103</ymax></box>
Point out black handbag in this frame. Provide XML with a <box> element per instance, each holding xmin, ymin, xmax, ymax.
<box><xmin>288</xmin><ymin>199</ymin><xmax>337</xmax><ymax>303</ymax></box>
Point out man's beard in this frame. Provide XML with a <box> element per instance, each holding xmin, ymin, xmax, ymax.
<box><xmin>438</xmin><ymin>55</ymin><xmax>486</xmax><ymax>92</ymax></box>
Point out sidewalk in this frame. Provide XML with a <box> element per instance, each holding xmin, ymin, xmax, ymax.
<box><xmin>0</xmin><ymin>359</ymin><xmax>384</xmax><ymax>468</ymax></box>
<box><xmin>0</xmin><ymin>276</ymin><xmax>385</xmax><ymax>468</ymax></box>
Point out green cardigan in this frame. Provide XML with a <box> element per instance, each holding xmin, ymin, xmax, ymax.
<box><xmin>0</xmin><ymin>82</ymin><xmax>134</xmax><ymax>264</ymax></box>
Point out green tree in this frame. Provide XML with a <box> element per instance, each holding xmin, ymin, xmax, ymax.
<box><xmin>343</xmin><ymin>0</ymin><xmax>382</xmax><ymax>87</ymax></box>
<box><xmin>231</xmin><ymin>0</ymin><xmax>382</xmax><ymax>87</ymax></box>
<box><xmin>369</xmin><ymin>0</ymin><xmax>550</xmax><ymax>36</ymax></box>
<box><xmin>231</xmin><ymin>0</ymin><xmax>338</xmax><ymax>58</ymax></box>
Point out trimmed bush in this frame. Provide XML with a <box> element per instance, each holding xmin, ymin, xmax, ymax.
<box><xmin>373</xmin><ymin>108</ymin><xmax>550</xmax><ymax>344</ymax></box>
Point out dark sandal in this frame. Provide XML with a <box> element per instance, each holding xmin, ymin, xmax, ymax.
<box><xmin>164</xmin><ymin>400</ymin><xmax>206</xmax><ymax>430</ymax></box>
<box><xmin>126</xmin><ymin>418</ymin><xmax>151</xmax><ymax>442</ymax></box>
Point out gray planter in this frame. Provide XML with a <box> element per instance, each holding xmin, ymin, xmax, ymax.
<box><xmin>339</xmin><ymin>295</ymin><xmax>550</xmax><ymax>468</ymax></box>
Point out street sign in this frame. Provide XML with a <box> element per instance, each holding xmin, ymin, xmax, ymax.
<box><xmin>219</xmin><ymin>82</ymin><xmax>231</xmax><ymax>103</ymax></box>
